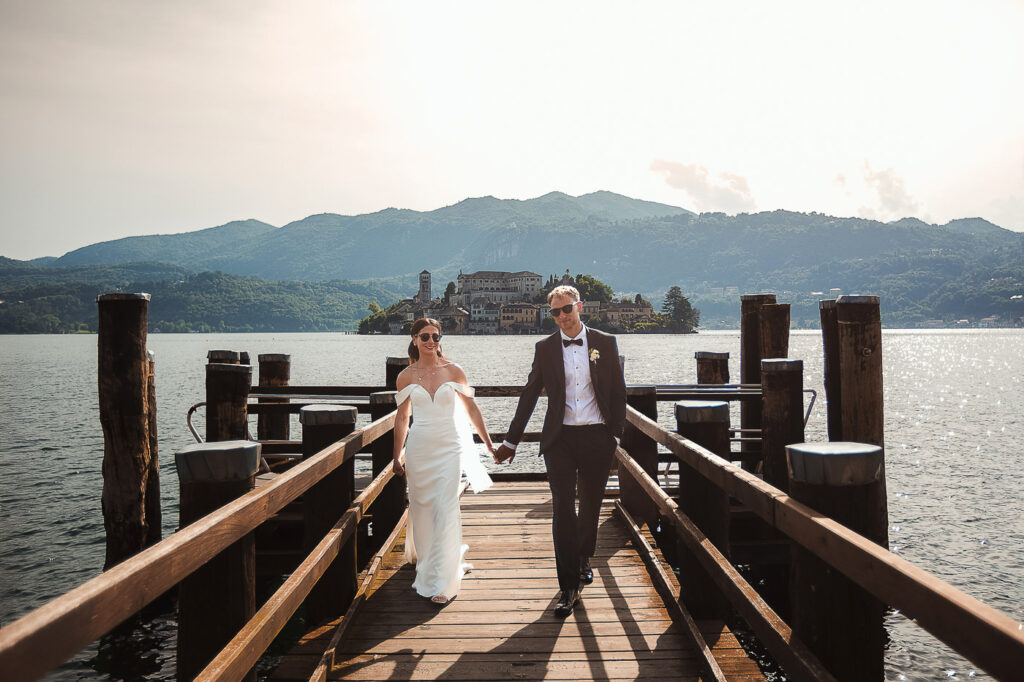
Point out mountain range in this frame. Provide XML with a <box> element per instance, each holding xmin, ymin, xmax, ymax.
<box><xmin>2</xmin><ymin>190</ymin><xmax>1022</xmax><ymax>331</ymax></box>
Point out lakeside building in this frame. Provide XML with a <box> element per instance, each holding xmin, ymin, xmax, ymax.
<box><xmin>391</xmin><ymin>269</ymin><xmax>654</xmax><ymax>334</ymax></box>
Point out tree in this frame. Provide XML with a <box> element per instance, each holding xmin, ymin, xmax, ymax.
<box><xmin>662</xmin><ymin>286</ymin><xmax>700</xmax><ymax>332</ymax></box>
<box><xmin>368</xmin><ymin>301</ymin><xmax>381</xmax><ymax>314</ymax></box>
<box><xmin>573</xmin><ymin>273</ymin><xmax>613</xmax><ymax>303</ymax></box>
<box><xmin>444</xmin><ymin>281</ymin><xmax>456</xmax><ymax>303</ymax></box>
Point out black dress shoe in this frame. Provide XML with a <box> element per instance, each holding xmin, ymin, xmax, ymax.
<box><xmin>554</xmin><ymin>589</ymin><xmax>580</xmax><ymax>618</ymax></box>
<box><xmin>579</xmin><ymin>559</ymin><xmax>594</xmax><ymax>585</ymax></box>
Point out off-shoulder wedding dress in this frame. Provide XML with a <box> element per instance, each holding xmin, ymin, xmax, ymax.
<box><xmin>395</xmin><ymin>381</ymin><xmax>492</xmax><ymax>601</ymax></box>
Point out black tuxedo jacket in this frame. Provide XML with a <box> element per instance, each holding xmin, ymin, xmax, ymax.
<box><xmin>506</xmin><ymin>327</ymin><xmax>627</xmax><ymax>454</ymax></box>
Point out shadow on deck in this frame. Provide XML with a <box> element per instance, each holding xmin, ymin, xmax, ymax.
<box><xmin>271</xmin><ymin>481</ymin><xmax>764</xmax><ymax>681</ymax></box>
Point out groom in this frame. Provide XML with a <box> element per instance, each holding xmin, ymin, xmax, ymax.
<box><xmin>495</xmin><ymin>285</ymin><xmax>627</xmax><ymax>617</ymax></box>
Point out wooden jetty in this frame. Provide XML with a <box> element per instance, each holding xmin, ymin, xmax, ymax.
<box><xmin>1</xmin><ymin>293</ymin><xmax>1023</xmax><ymax>681</ymax></box>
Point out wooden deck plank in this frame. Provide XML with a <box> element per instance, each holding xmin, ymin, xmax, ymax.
<box><xmin>270</xmin><ymin>482</ymin><xmax>765</xmax><ymax>682</ymax></box>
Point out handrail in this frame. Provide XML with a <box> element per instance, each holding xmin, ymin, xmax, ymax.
<box><xmin>624</xmin><ymin>405</ymin><xmax>1024</xmax><ymax>679</ymax></box>
<box><xmin>0</xmin><ymin>410</ymin><xmax>398</xmax><ymax>681</ymax></box>
<box><xmin>195</xmin><ymin>452</ymin><xmax>405</xmax><ymax>680</ymax></box>
<box><xmin>310</xmin><ymin>508</ymin><xmax>410</xmax><ymax>682</ymax></box>
<box><xmin>615</xmin><ymin>445</ymin><xmax>835</xmax><ymax>681</ymax></box>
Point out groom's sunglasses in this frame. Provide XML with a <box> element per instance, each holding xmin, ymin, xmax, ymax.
<box><xmin>549</xmin><ymin>303</ymin><xmax>577</xmax><ymax>317</ymax></box>
<box><xmin>417</xmin><ymin>333</ymin><xmax>442</xmax><ymax>342</ymax></box>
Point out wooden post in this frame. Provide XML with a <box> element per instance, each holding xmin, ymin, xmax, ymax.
<box><xmin>206</xmin><ymin>363</ymin><xmax>251</xmax><ymax>442</ymax></box>
<box><xmin>760</xmin><ymin>359</ymin><xmax>804</xmax><ymax>492</ymax></box>
<box><xmin>207</xmin><ymin>350</ymin><xmax>240</xmax><ymax>364</ymax></box>
<box><xmin>740</xmin><ymin>293</ymin><xmax>776</xmax><ymax>471</ymax></box>
<box><xmin>238</xmin><ymin>351</ymin><xmax>250</xmax><ymax>366</ymax></box>
<box><xmin>257</xmin><ymin>353</ymin><xmax>291</xmax><ymax>441</ymax></box>
<box><xmin>369</xmin><ymin>391</ymin><xmax>403</xmax><ymax>553</ymax></box>
<box><xmin>821</xmin><ymin>295</ymin><xmax>888</xmax><ymax>547</ymax></box>
<box><xmin>175</xmin><ymin>440</ymin><xmax>260</xmax><ymax>682</ymax></box>
<box><xmin>674</xmin><ymin>400</ymin><xmax>731</xmax><ymax>618</ymax></box>
<box><xmin>97</xmin><ymin>292</ymin><xmax>153</xmax><ymax>569</ymax></box>
<box><xmin>301</xmin><ymin>405</ymin><xmax>358</xmax><ymax>625</ymax></box>
<box><xmin>145</xmin><ymin>349</ymin><xmax>161</xmax><ymax>546</ymax></box>
<box><xmin>695</xmin><ymin>351</ymin><xmax>729</xmax><ymax>384</ymax></box>
<box><xmin>787</xmin><ymin>441</ymin><xmax>887</xmax><ymax>681</ymax></box>
<box><xmin>385</xmin><ymin>356</ymin><xmax>409</xmax><ymax>390</ymax></box>
<box><xmin>619</xmin><ymin>385</ymin><xmax>658</xmax><ymax>526</ymax></box>
<box><xmin>818</xmin><ymin>299</ymin><xmax>842</xmax><ymax>441</ymax></box>
<box><xmin>760</xmin><ymin>303</ymin><xmax>790</xmax><ymax>360</ymax></box>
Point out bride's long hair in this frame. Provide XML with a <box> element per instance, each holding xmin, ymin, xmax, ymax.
<box><xmin>408</xmin><ymin>318</ymin><xmax>447</xmax><ymax>362</ymax></box>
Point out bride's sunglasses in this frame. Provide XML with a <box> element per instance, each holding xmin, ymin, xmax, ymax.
<box><xmin>549</xmin><ymin>303</ymin><xmax>577</xmax><ymax>317</ymax></box>
<box><xmin>417</xmin><ymin>333</ymin><xmax>442</xmax><ymax>342</ymax></box>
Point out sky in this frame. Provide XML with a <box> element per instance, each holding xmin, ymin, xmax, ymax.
<box><xmin>1</xmin><ymin>0</ymin><xmax>1023</xmax><ymax>260</ymax></box>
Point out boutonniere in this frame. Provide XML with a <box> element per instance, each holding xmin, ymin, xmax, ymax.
<box><xmin>589</xmin><ymin>348</ymin><xmax>600</xmax><ymax>363</ymax></box>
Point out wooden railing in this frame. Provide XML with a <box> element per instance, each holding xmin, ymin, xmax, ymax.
<box><xmin>616</xmin><ymin>405</ymin><xmax>1024</xmax><ymax>681</ymax></box>
<box><xmin>0</xmin><ymin>410</ymin><xmax>398</xmax><ymax>681</ymax></box>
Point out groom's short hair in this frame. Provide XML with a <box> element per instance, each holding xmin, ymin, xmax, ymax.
<box><xmin>547</xmin><ymin>285</ymin><xmax>580</xmax><ymax>304</ymax></box>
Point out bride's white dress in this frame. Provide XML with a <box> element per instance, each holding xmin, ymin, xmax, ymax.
<box><xmin>395</xmin><ymin>381</ymin><xmax>492</xmax><ymax>600</ymax></box>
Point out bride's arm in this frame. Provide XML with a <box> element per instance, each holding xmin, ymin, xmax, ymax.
<box><xmin>392</xmin><ymin>374</ymin><xmax>412</xmax><ymax>476</ymax></box>
<box><xmin>451</xmin><ymin>366</ymin><xmax>495</xmax><ymax>453</ymax></box>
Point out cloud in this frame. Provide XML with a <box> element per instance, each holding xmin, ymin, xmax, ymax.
<box><xmin>650</xmin><ymin>160</ymin><xmax>756</xmax><ymax>213</ymax></box>
<box><xmin>861</xmin><ymin>163</ymin><xmax>919</xmax><ymax>218</ymax></box>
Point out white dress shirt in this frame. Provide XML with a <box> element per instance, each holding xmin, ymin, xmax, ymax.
<box><xmin>560</xmin><ymin>326</ymin><xmax>604</xmax><ymax>426</ymax></box>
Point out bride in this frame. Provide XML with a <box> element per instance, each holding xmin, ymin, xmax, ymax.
<box><xmin>392</xmin><ymin>318</ymin><xmax>496</xmax><ymax>605</ymax></box>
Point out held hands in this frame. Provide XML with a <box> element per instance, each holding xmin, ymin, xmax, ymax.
<box><xmin>494</xmin><ymin>443</ymin><xmax>516</xmax><ymax>464</ymax></box>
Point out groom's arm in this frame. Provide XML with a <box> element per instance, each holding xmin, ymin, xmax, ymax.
<box><xmin>500</xmin><ymin>342</ymin><xmax>546</xmax><ymax>455</ymax></box>
<box><xmin>608</xmin><ymin>336</ymin><xmax>628</xmax><ymax>437</ymax></box>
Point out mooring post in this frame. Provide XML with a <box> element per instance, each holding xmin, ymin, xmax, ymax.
<box><xmin>300</xmin><ymin>405</ymin><xmax>358</xmax><ymax>625</ymax></box>
<box><xmin>739</xmin><ymin>293</ymin><xmax>776</xmax><ymax>471</ymax></box>
<box><xmin>369</xmin><ymin>391</ymin><xmax>402</xmax><ymax>553</ymax></box>
<box><xmin>97</xmin><ymin>293</ymin><xmax>154</xmax><ymax>569</ymax></box>
<box><xmin>760</xmin><ymin>359</ymin><xmax>804</xmax><ymax>491</ymax></box>
<box><xmin>207</xmin><ymin>350</ymin><xmax>240</xmax><ymax>364</ymax></box>
<box><xmin>620</xmin><ymin>385</ymin><xmax>659</xmax><ymax>526</ymax></box>
<box><xmin>238</xmin><ymin>351</ymin><xmax>250</xmax><ymax>366</ymax></box>
<box><xmin>760</xmin><ymin>303</ymin><xmax>791</xmax><ymax>360</ymax></box>
<box><xmin>786</xmin><ymin>441</ymin><xmax>887</xmax><ymax>680</ymax></box>
<box><xmin>818</xmin><ymin>299</ymin><xmax>842</xmax><ymax>440</ymax></box>
<box><xmin>674</xmin><ymin>400</ymin><xmax>731</xmax><ymax>618</ymax></box>
<box><xmin>175</xmin><ymin>440</ymin><xmax>260</xmax><ymax>682</ymax></box>
<box><xmin>695</xmin><ymin>351</ymin><xmax>729</xmax><ymax>384</ymax></box>
<box><xmin>144</xmin><ymin>349</ymin><xmax>161</xmax><ymax>546</ymax></box>
<box><xmin>257</xmin><ymin>353</ymin><xmax>291</xmax><ymax>441</ymax></box>
<box><xmin>206</xmin><ymin>363</ymin><xmax>251</xmax><ymax>442</ymax></box>
<box><xmin>820</xmin><ymin>294</ymin><xmax>888</xmax><ymax>547</ymax></box>
<box><xmin>385</xmin><ymin>356</ymin><xmax>409</xmax><ymax>390</ymax></box>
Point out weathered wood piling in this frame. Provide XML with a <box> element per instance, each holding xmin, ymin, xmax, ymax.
<box><xmin>97</xmin><ymin>292</ymin><xmax>157</xmax><ymax>569</ymax></box>
<box><xmin>695</xmin><ymin>351</ymin><xmax>729</xmax><ymax>384</ymax></box>
<box><xmin>301</xmin><ymin>405</ymin><xmax>358</xmax><ymax>625</ymax></box>
<box><xmin>145</xmin><ymin>349</ymin><xmax>161</xmax><ymax>546</ymax></box>
<box><xmin>257</xmin><ymin>353</ymin><xmax>291</xmax><ymax>441</ymax></box>
<box><xmin>175</xmin><ymin>440</ymin><xmax>261</xmax><ymax>682</ymax></box>
<box><xmin>760</xmin><ymin>359</ymin><xmax>804</xmax><ymax>491</ymax></box>
<box><xmin>206</xmin><ymin>362</ymin><xmax>251</xmax><ymax>442</ymax></box>
<box><xmin>620</xmin><ymin>384</ymin><xmax>659</xmax><ymax>525</ymax></box>
<box><xmin>818</xmin><ymin>294</ymin><xmax>888</xmax><ymax>548</ymax></box>
<box><xmin>739</xmin><ymin>294</ymin><xmax>776</xmax><ymax>470</ymax></box>
<box><xmin>674</xmin><ymin>400</ymin><xmax>731</xmax><ymax>618</ymax></box>
<box><xmin>787</xmin><ymin>441</ymin><xmax>887</xmax><ymax>680</ymax></box>
<box><xmin>369</xmin><ymin>391</ymin><xmax>402</xmax><ymax>553</ymax></box>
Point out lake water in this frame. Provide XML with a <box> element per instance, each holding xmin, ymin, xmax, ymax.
<box><xmin>1</xmin><ymin>330</ymin><xmax>1021</xmax><ymax>680</ymax></box>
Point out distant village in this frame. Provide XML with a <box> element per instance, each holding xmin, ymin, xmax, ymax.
<box><xmin>377</xmin><ymin>269</ymin><xmax>654</xmax><ymax>334</ymax></box>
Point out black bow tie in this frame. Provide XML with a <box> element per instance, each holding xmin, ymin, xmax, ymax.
<box><xmin>562</xmin><ymin>338</ymin><xmax>583</xmax><ymax>347</ymax></box>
